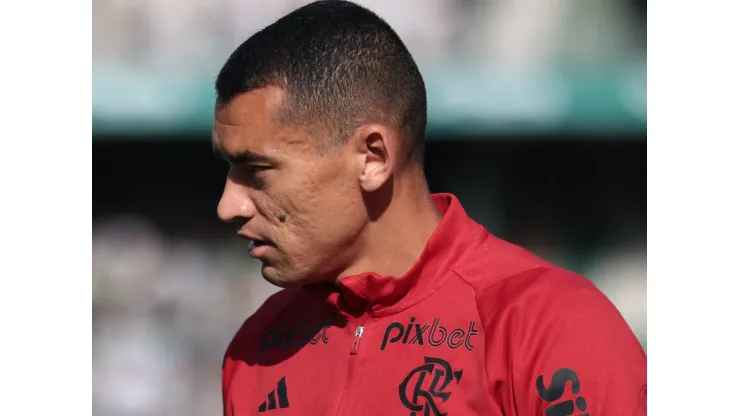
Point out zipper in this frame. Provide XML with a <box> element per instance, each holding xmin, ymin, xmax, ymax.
<box><xmin>334</xmin><ymin>315</ymin><xmax>368</xmax><ymax>415</ymax></box>
<box><xmin>350</xmin><ymin>325</ymin><xmax>364</xmax><ymax>355</ymax></box>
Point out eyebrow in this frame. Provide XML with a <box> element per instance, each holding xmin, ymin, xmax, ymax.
<box><xmin>212</xmin><ymin>145</ymin><xmax>280</xmax><ymax>165</ymax></box>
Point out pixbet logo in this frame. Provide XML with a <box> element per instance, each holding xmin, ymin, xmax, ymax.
<box><xmin>399</xmin><ymin>356</ymin><xmax>463</xmax><ymax>416</ymax></box>
<box><xmin>258</xmin><ymin>319</ymin><xmax>331</xmax><ymax>357</ymax></box>
<box><xmin>380</xmin><ymin>317</ymin><xmax>479</xmax><ymax>351</ymax></box>
<box><xmin>536</xmin><ymin>368</ymin><xmax>589</xmax><ymax>416</ymax></box>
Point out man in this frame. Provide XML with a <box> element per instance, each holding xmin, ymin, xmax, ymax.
<box><xmin>214</xmin><ymin>1</ymin><xmax>647</xmax><ymax>415</ymax></box>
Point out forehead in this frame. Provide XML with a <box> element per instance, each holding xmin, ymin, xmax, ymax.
<box><xmin>212</xmin><ymin>86</ymin><xmax>312</xmax><ymax>157</ymax></box>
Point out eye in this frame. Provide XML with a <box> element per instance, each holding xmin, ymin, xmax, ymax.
<box><xmin>228</xmin><ymin>163</ymin><xmax>268</xmax><ymax>174</ymax></box>
<box><xmin>241</xmin><ymin>165</ymin><xmax>273</xmax><ymax>180</ymax></box>
<box><xmin>234</xmin><ymin>164</ymin><xmax>272</xmax><ymax>187</ymax></box>
<box><xmin>247</xmin><ymin>165</ymin><xmax>270</xmax><ymax>174</ymax></box>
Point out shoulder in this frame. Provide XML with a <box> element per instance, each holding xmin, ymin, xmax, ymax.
<box><xmin>481</xmin><ymin>266</ymin><xmax>615</xmax><ymax>320</ymax></box>
<box><xmin>468</xmin><ymin>258</ymin><xmax>640</xmax><ymax>354</ymax></box>
<box><xmin>452</xmin><ymin>233</ymin><xmax>623</xmax><ymax>328</ymax></box>
<box><xmin>452</xmin><ymin>232</ymin><xmax>556</xmax><ymax>292</ymax></box>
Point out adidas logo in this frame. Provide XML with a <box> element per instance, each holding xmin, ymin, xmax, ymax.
<box><xmin>258</xmin><ymin>376</ymin><xmax>290</xmax><ymax>412</ymax></box>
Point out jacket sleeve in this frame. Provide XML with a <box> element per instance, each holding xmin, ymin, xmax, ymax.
<box><xmin>221</xmin><ymin>289</ymin><xmax>297</xmax><ymax>416</ymax></box>
<box><xmin>222</xmin><ymin>318</ymin><xmax>253</xmax><ymax>416</ymax></box>
<box><xmin>479</xmin><ymin>268</ymin><xmax>647</xmax><ymax>416</ymax></box>
<box><xmin>222</xmin><ymin>351</ymin><xmax>235</xmax><ymax>416</ymax></box>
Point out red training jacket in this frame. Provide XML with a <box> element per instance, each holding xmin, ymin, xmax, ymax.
<box><xmin>222</xmin><ymin>194</ymin><xmax>647</xmax><ymax>415</ymax></box>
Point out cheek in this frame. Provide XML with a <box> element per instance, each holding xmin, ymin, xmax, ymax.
<box><xmin>273</xmin><ymin>156</ymin><xmax>363</xmax><ymax>235</ymax></box>
<box><xmin>250</xmin><ymin>193</ymin><xmax>277</xmax><ymax>218</ymax></box>
<box><xmin>312</xmin><ymin>180</ymin><xmax>363</xmax><ymax>233</ymax></box>
<box><xmin>282</xmin><ymin>170</ymin><xmax>357</xmax><ymax>230</ymax></box>
<box><xmin>280</xmin><ymin>183</ymin><xmax>326</xmax><ymax>226</ymax></box>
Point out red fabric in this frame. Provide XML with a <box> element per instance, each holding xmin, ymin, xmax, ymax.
<box><xmin>223</xmin><ymin>194</ymin><xmax>647</xmax><ymax>415</ymax></box>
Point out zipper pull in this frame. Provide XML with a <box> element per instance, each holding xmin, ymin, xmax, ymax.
<box><xmin>350</xmin><ymin>325</ymin><xmax>364</xmax><ymax>355</ymax></box>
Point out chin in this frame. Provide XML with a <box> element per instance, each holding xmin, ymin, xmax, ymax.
<box><xmin>261</xmin><ymin>264</ymin><xmax>310</xmax><ymax>288</ymax></box>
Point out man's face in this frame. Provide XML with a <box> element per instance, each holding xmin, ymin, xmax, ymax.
<box><xmin>213</xmin><ymin>87</ymin><xmax>367</xmax><ymax>287</ymax></box>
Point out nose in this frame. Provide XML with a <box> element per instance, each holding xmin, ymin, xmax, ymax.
<box><xmin>217</xmin><ymin>177</ymin><xmax>257</xmax><ymax>223</ymax></box>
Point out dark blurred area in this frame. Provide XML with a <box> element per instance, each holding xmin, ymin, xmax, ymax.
<box><xmin>94</xmin><ymin>136</ymin><xmax>645</xmax><ymax>261</ymax></box>
<box><xmin>93</xmin><ymin>1</ymin><xmax>645</xmax><ymax>415</ymax></box>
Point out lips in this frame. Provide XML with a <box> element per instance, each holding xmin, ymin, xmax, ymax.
<box><xmin>248</xmin><ymin>239</ymin><xmax>270</xmax><ymax>249</ymax></box>
<box><xmin>248</xmin><ymin>239</ymin><xmax>272</xmax><ymax>258</ymax></box>
<box><xmin>239</xmin><ymin>232</ymin><xmax>273</xmax><ymax>258</ymax></box>
<box><xmin>239</xmin><ymin>232</ymin><xmax>269</xmax><ymax>244</ymax></box>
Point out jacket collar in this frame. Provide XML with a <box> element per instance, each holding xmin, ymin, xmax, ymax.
<box><xmin>309</xmin><ymin>193</ymin><xmax>485</xmax><ymax>317</ymax></box>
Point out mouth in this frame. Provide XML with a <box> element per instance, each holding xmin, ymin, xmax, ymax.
<box><xmin>249</xmin><ymin>238</ymin><xmax>270</xmax><ymax>248</ymax></box>
<box><xmin>247</xmin><ymin>238</ymin><xmax>273</xmax><ymax>258</ymax></box>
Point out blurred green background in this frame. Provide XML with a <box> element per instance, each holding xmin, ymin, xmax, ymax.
<box><xmin>93</xmin><ymin>1</ymin><xmax>646</xmax><ymax>415</ymax></box>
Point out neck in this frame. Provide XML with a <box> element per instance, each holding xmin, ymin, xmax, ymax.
<box><xmin>338</xmin><ymin>171</ymin><xmax>442</xmax><ymax>280</ymax></box>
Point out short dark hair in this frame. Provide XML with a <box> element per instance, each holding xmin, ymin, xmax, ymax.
<box><xmin>215</xmin><ymin>0</ymin><xmax>427</xmax><ymax>164</ymax></box>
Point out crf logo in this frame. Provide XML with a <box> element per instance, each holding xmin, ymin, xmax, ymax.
<box><xmin>399</xmin><ymin>356</ymin><xmax>463</xmax><ymax>416</ymax></box>
<box><xmin>536</xmin><ymin>368</ymin><xmax>589</xmax><ymax>416</ymax></box>
<box><xmin>381</xmin><ymin>317</ymin><xmax>479</xmax><ymax>351</ymax></box>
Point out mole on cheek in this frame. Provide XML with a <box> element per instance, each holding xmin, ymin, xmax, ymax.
<box><xmin>279</xmin><ymin>214</ymin><xmax>287</xmax><ymax>223</ymax></box>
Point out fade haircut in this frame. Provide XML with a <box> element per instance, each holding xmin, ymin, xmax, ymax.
<box><xmin>215</xmin><ymin>0</ymin><xmax>427</xmax><ymax>164</ymax></box>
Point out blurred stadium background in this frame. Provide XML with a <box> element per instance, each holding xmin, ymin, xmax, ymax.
<box><xmin>92</xmin><ymin>1</ymin><xmax>646</xmax><ymax>415</ymax></box>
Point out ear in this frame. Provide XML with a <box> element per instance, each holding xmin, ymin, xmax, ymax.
<box><xmin>350</xmin><ymin>124</ymin><xmax>397</xmax><ymax>192</ymax></box>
